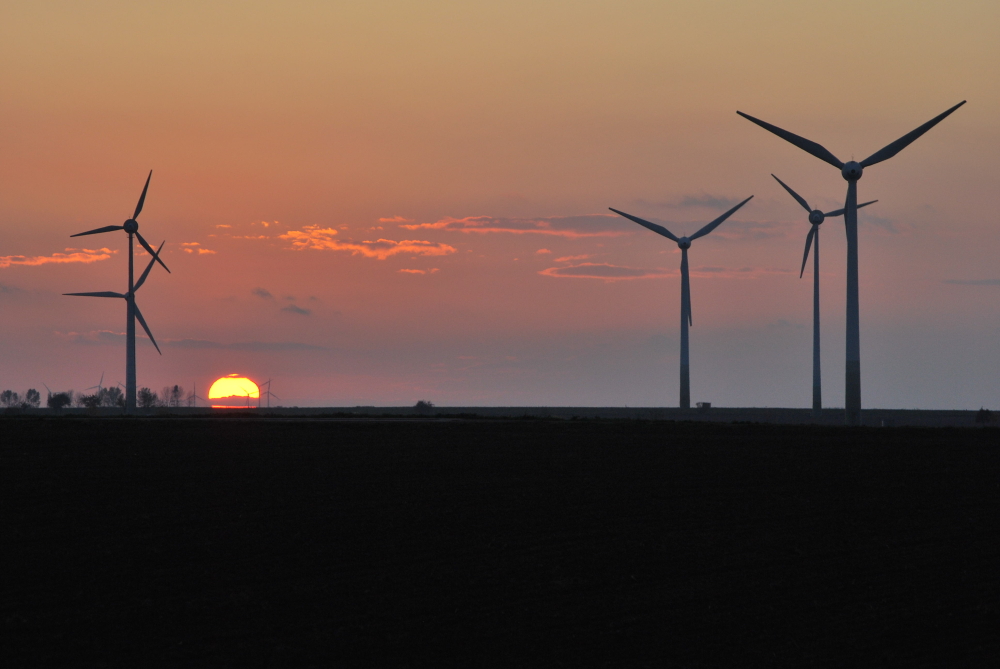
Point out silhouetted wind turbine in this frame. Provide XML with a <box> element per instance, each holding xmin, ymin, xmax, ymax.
<box><xmin>84</xmin><ymin>372</ymin><xmax>106</xmax><ymax>395</ymax></box>
<box><xmin>772</xmin><ymin>175</ymin><xmax>876</xmax><ymax>416</ymax></box>
<box><xmin>258</xmin><ymin>379</ymin><xmax>280</xmax><ymax>408</ymax></box>
<box><xmin>610</xmin><ymin>196</ymin><xmax>753</xmax><ymax>409</ymax></box>
<box><xmin>66</xmin><ymin>172</ymin><xmax>170</xmax><ymax>413</ymax></box>
<box><xmin>738</xmin><ymin>102</ymin><xmax>964</xmax><ymax>424</ymax></box>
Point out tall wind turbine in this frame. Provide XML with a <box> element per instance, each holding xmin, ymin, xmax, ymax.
<box><xmin>65</xmin><ymin>171</ymin><xmax>170</xmax><ymax>413</ymax></box>
<box><xmin>738</xmin><ymin>102</ymin><xmax>965</xmax><ymax>424</ymax></box>
<box><xmin>610</xmin><ymin>196</ymin><xmax>753</xmax><ymax>409</ymax></box>
<box><xmin>772</xmin><ymin>175</ymin><xmax>876</xmax><ymax>416</ymax></box>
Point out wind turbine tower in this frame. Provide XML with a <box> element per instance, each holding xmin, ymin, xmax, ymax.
<box><xmin>738</xmin><ymin>102</ymin><xmax>964</xmax><ymax>425</ymax></box>
<box><xmin>65</xmin><ymin>171</ymin><xmax>170</xmax><ymax>414</ymax></box>
<box><xmin>772</xmin><ymin>175</ymin><xmax>876</xmax><ymax>416</ymax></box>
<box><xmin>610</xmin><ymin>196</ymin><xmax>753</xmax><ymax>409</ymax></box>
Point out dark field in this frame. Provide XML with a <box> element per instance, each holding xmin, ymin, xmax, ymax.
<box><xmin>2</xmin><ymin>418</ymin><xmax>998</xmax><ymax>666</ymax></box>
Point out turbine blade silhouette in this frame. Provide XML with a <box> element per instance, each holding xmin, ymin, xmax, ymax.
<box><xmin>689</xmin><ymin>195</ymin><xmax>753</xmax><ymax>240</ymax></box>
<box><xmin>737</xmin><ymin>111</ymin><xmax>844</xmax><ymax>169</ymax></box>
<box><xmin>135</xmin><ymin>232</ymin><xmax>170</xmax><ymax>273</ymax></box>
<box><xmin>133</xmin><ymin>303</ymin><xmax>161</xmax><ymax>354</ymax></box>
<box><xmin>608</xmin><ymin>208</ymin><xmax>679</xmax><ymax>241</ymax></box>
<box><xmin>133</xmin><ymin>170</ymin><xmax>152</xmax><ymax>219</ymax></box>
<box><xmin>684</xmin><ymin>274</ymin><xmax>692</xmax><ymax>326</ymax></box>
<box><xmin>71</xmin><ymin>225</ymin><xmax>124</xmax><ymax>238</ymax></box>
<box><xmin>800</xmin><ymin>225</ymin><xmax>817</xmax><ymax>278</ymax></box>
<box><xmin>133</xmin><ymin>241</ymin><xmax>165</xmax><ymax>292</ymax></box>
<box><xmin>771</xmin><ymin>174</ymin><xmax>812</xmax><ymax>213</ymax></box>
<box><xmin>824</xmin><ymin>200</ymin><xmax>876</xmax><ymax>217</ymax></box>
<box><xmin>64</xmin><ymin>291</ymin><xmax>126</xmax><ymax>298</ymax></box>
<box><xmin>860</xmin><ymin>101</ymin><xmax>966</xmax><ymax>168</ymax></box>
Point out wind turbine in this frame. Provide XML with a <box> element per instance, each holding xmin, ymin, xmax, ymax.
<box><xmin>84</xmin><ymin>372</ymin><xmax>105</xmax><ymax>395</ymax></box>
<box><xmin>187</xmin><ymin>381</ymin><xmax>207</xmax><ymax>407</ymax></box>
<box><xmin>65</xmin><ymin>171</ymin><xmax>170</xmax><ymax>414</ymax></box>
<box><xmin>258</xmin><ymin>379</ymin><xmax>280</xmax><ymax>408</ymax></box>
<box><xmin>771</xmin><ymin>175</ymin><xmax>876</xmax><ymax>417</ymax></box>
<box><xmin>738</xmin><ymin>102</ymin><xmax>965</xmax><ymax>425</ymax></box>
<box><xmin>609</xmin><ymin>196</ymin><xmax>753</xmax><ymax>409</ymax></box>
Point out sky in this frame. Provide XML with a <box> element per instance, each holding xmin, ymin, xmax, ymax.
<box><xmin>1</xmin><ymin>0</ymin><xmax>998</xmax><ymax>409</ymax></box>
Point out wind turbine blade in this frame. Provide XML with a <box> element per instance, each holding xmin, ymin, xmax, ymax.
<box><xmin>71</xmin><ymin>225</ymin><xmax>124</xmax><ymax>238</ymax></box>
<box><xmin>64</xmin><ymin>291</ymin><xmax>126</xmax><ymax>298</ymax></box>
<box><xmin>771</xmin><ymin>174</ymin><xmax>812</xmax><ymax>213</ymax></box>
<box><xmin>608</xmin><ymin>208</ymin><xmax>679</xmax><ymax>242</ymax></box>
<box><xmin>800</xmin><ymin>225</ymin><xmax>817</xmax><ymax>278</ymax></box>
<box><xmin>269</xmin><ymin>393</ymin><xmax>281</xmax><ymax>400</ymax></box>
<box><xmin>133</xmin><ymin>241</ymin><xmax>165</xmax><ymax>291</ymax></box>
<box><xmin>133</xmin><ymin>170</ymin><xmax>152</xmax><ymax>219</ymax></box>
<box><xmin>684</xmin><ymin>273</ymin><xmax>692</xmax><ymax>326</ymax></box>
<box><xmin>132</xmin><ymin>302</ymin><xmax>161</xmax><ymax>354</ymax></box>
<box><xmin>136</xmin><ymin>232</ymin><xmax>170</xmax><ymax>273</ymax></box>
<box><xmin>825</xmin><ymin>200</ymin><xmax>877</xmax><ymax>217</ymax></box>
<box><xmin>737</xmin><ymin>111</ymin><xmax>844</xmax><ymax>169</ymax></box>
<box><xmin>860</xmin><ymin>101</ymin><xmax>966</xmax><ymax>168</ymax></box>
<box><xmin>689</xmin><ymin>195</ymin><xmax>753</xmax><ymax>241</ymax></box>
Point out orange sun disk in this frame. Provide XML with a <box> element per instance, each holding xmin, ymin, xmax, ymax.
<box><xmin>208</xmin><ymin>374</ymin><xmax>260</xmax><ymax>400</ymax></box>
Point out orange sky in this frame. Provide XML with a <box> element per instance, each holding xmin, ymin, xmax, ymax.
<box><xmin>2</xmin><ymin>1</ymin><xmax>998</xmax><ymax>408</ymax></box>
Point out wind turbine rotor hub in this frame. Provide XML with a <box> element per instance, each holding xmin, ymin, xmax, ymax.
<box><xmin>123</xmin><ymin>219</ymin><xmax>139</xmax><ymax>233</ymax></box>
<box><xmin>841</xmin><ymin>161</ymin><xmax>863</xmax><ymax>181</ymax></box>
<box><xmin>677</xmin><ymin>237</ymin><xmax>691</xmax><ymax>250</ymax></box>
<box><xmin>809</xmin><ymin>210</ymin><xmax>825</xmax><ymax>225</ymax></box>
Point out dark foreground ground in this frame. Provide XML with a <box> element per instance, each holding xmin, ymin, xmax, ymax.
<box><xmin>2</xmin><ymin>418</ymin><xmax>998</xmax><ymax>667</ymax></box>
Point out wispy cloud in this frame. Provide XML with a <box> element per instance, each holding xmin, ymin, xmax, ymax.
<box><xmin>539</xmin><ymin>263</ymin><xmax>674</xmax><ymax>281</ymax></box>
<box><xmin>180</xmin><ymin>242</ymin><xmax>216</xmax><ymax>255</ymax></box>
<box><xmin>252</xmin><ymin>287</ymin><xmax>273</xmax><ymax>299</ymax></box>
<box><xmin>379</xmin><ymin>215</ymin><xmax>413</xmax><ymax>223</ymax></box>
<box><xmin>540</xmin><ymin>263</ymin><xmax>793</xmax><ymax>281</ymax></box>
<box><xmin>398</xmin><ymin>268</ymin><xmax>440</xmax><ymax>275</ymax></box>
<box><xmin>1</xmin><ymin>248</ymin><xmax>116</xmax><ymax>269</ymax></box>
<box><xmin>279</xmin><ymin>226</ymin><xmax>456</xmax><ymax>259</ymax></box>
<box><xmin>281</xmin><ymin>304</ymin><xmax>312</xmax><ymax>315</ymax></box>
<box><xmin>554</xmin><ymin>254</ymin><xmax>591</xmax><ymax>262</ymax></box>
<box><xmin>944</xmin><ymin>279</ymin><xmax>1000</xmax><ymax>286</ymax></box>
<box><xmin>635</xmin><ymin>193</ymin><xmax>741</xmax><ymax>209</ymax></box>
<box><xmin>60</xmin><ymin>330</ymin><xmax>326</xmax><ymax>350</ymax></box>
<box><xmin>401</xmin><ymin>215</ymin><xmax>628</xmax><ymax>238</ymax></box>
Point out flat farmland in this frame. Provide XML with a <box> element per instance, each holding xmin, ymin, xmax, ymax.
<box><xmin>2</xmin><ymin>418</ymin><xmax>998</xmax><ymax>666</ymax></box>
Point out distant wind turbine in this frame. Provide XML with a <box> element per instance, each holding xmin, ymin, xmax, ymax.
<box><xmin>65</xmin><ymin>171</ymin><xmax>170</xmax><ymax>414</ymax></box>
<box><xmin>84</xmin><ymin>372</ymin><xmax>106</xmax><ymax>395</ymax></box>
<box><xmin>771</xmin><ymin>175</ymin><xmax>876</xmax><ymax>416</ymax></box>
<box><xmin>258</xmin><ymin>379</ymin><xmax>280</xmax><ymax>408</ymax></box>
<box><xmin>610</xmin><ymin>196</ymin><xmax>753</xmax><ymax>409</ymax></box>
<box><xmin>738</xmin><ymin>102</ymin><xmax>965</xmax><ymax>424</ymax></box>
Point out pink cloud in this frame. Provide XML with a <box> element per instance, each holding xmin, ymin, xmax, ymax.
<box><xmin>401</xmin><ymin>214</ymin><xmax>629</xmax><ymax>238</ymax></box>
<box><xmin>379</xmin><ymin>215</ymin><xmax>413</xmax><ymax>223</ymax></box>
<box><xmin>1</xmin><ymin>248</ymin><xmax>116</xmax><ymax>269</ymax></box>
<box><xmin>539</xmin><ymin>263</ymin><xmax>674</xmax><ymax>282</ymax></box>
<box><xmin>279</xmin><ymin>226</ymin><xmax>456</xmax><ymax>260</ymax></box>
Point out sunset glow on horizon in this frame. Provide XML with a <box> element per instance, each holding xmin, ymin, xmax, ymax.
<box><xmin>1</xmin><ymin>2</ymin><xmax>998</xmax><ymax>409</ymax></box>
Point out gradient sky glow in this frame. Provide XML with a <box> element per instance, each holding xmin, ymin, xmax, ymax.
<box><xmin>2</xmin><ymin>1</ymin><xmax>998</xmax><ymax>408</ymax></box>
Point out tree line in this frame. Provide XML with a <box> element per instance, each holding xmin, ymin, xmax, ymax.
<box><xmin>1</xmin><ymin>385</ymin><xmax>198</xmax><ymax>410</ymax></box>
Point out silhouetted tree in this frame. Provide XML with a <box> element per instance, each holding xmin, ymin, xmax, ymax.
<box><xmin>79</xmin><ymin>393</ymin><xmax>102</xmax><ymax>409</ymax></box>
<box><xmin>975</xmin><ymin>407</ymin><xmax>994</xmax><ymax>425</ymax></box>
<box><xmin>47</xmin><ymin>392</ymin><xmax>73</xmax><ymax>410</ymax></box>
<box><xmin>162</xmin><ymin>385</ymin><xmax>185</xmax><ymax>408</ymax></box>
<box><xmin>414</xmin><ymin>400</ymin><xmax>435</xmax><ymax>414</ymax></box>
<box><xmin>0</xmin><ymin>390</ymin><xmax>19</xmax><ymax>408</ymax></box>
<box><xmin>138</xmin><ymin>387</ymin><xmax>159</xmax><ymax>408</ymax></box>
<box><xmin>23</xmin><ymin>389</ymin><xmax>41</xmax><ymax>408</ymax></box>
<box><xmin>101</xmin><ymin>387</ymin><xmax>123</xmax><ymax>408</ymax></box>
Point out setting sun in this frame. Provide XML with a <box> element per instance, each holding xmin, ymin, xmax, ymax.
<box><xmin>208</xmin><ymin>374</ymin><xmax>259</xmax><ymax>400</ymax></box>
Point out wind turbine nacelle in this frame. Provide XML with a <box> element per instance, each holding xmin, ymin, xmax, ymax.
<box><xmin>677</xmin><ymin>237</ymin><xmax>691</xmax><ymax>249</ymax></box>
<box><xmin>841</xmin><ymin>161</ymin><xmax>863</xmax><ymax>181</ymax></box>
<box><xmin>123</xmin><ymin>219</ymin><xmax>139</xmax><ymax>233</ymax></box>
<box><xmin>809</xmin><ymin>210</ymin><xmax>825</xmax><ymax>225</ymax></box>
